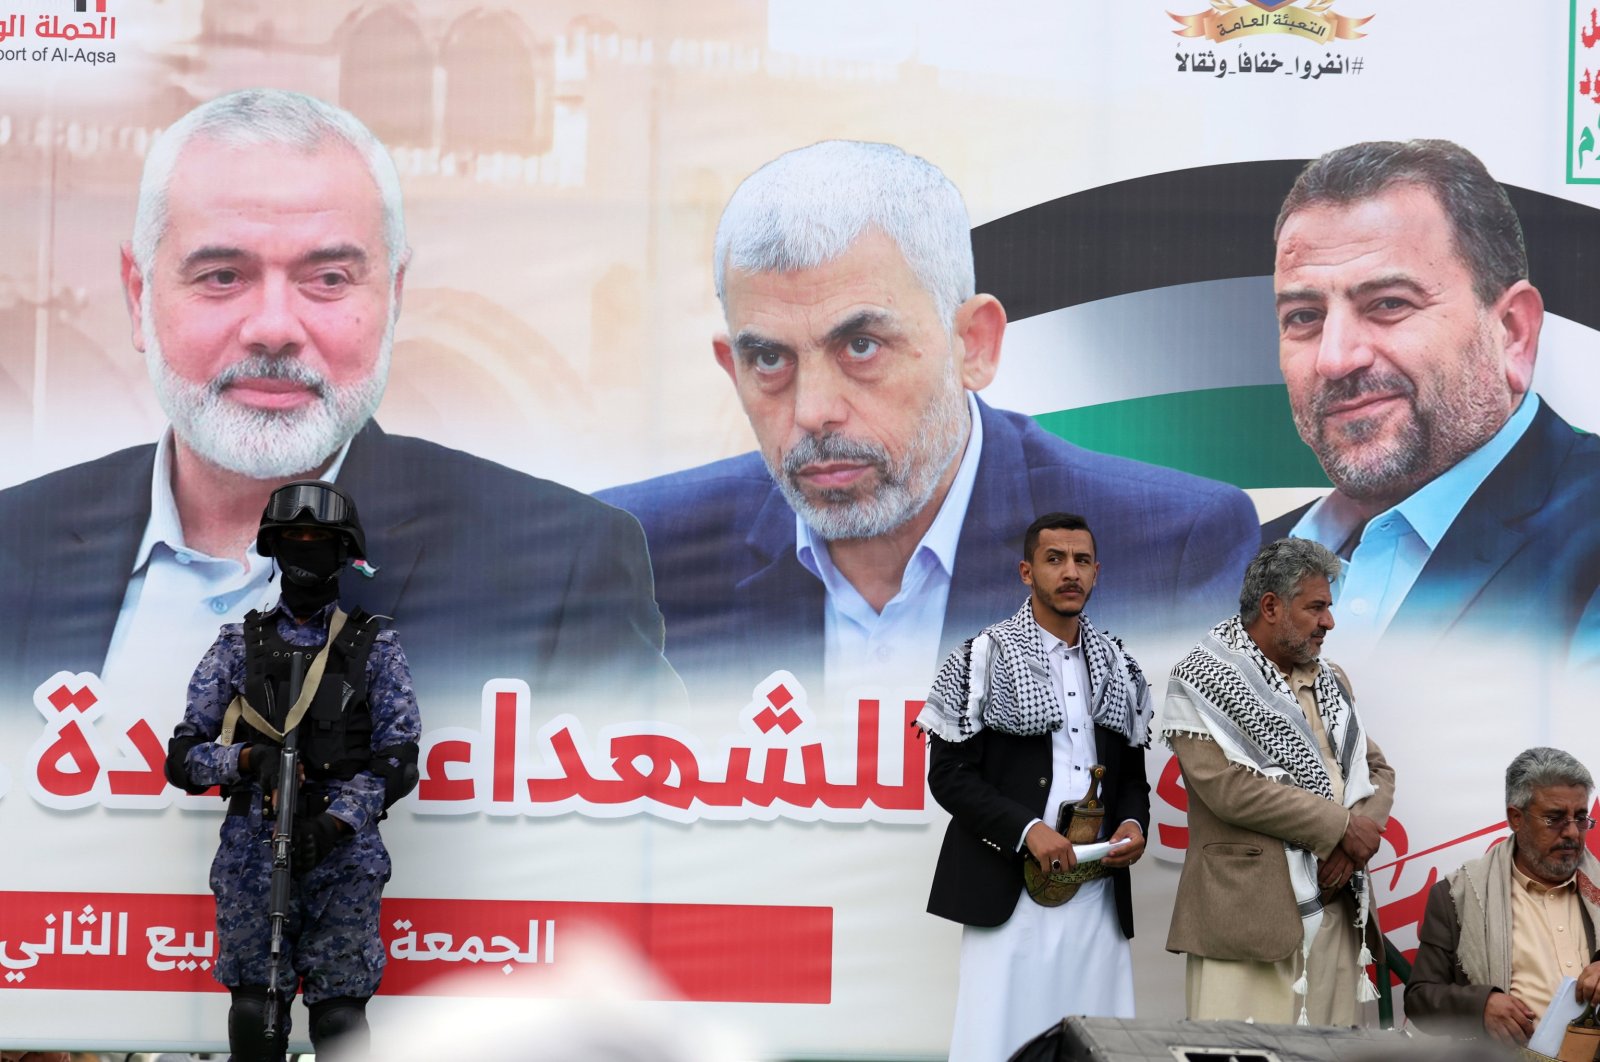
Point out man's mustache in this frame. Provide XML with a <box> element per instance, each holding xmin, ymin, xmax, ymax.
<box><xmin>1310</xmin><ymin>368</ymin><xmax>1416</xmax><ymax>418</ymax></box>
<box><xmin>781</xmin><ymin>433</ymin><xmax>889</xmax><ymax>478</ymax></box>
<box><xmin>211</xmin><ymin>356</ymin><xmax>327</xmax><ymax>397</ymax></box>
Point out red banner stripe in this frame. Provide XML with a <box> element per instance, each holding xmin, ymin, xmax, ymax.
<box><xmin>0</xmin><ymin>891</ymin><xmax>832</xmax><ymax>1004</ymax></box>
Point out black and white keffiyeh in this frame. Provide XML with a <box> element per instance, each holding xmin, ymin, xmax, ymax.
<box><xmin>1166</xmin><ymin>616</ymin><xmax>1363</xmax><ymax>800</ymax></box>
<box><xmin>1163</xmin><ymin>614</ymin><xmax>1378</xmax><ymax>1022</ymax></box>
<box><xmin>916</xmin><ymin>598</ymin><xmax>1151</xmax><ymax>749</ymax></box>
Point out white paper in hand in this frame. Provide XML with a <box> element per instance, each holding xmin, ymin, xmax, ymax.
<box><xmin>1528</xmin><ymin>976</ymin><xmax>1583</xmax><ymax>1056</ymax></box>
<box><xmin>1071</xmin><ymin>837</ymin><xmax>1133</xmax><ymax>863</ymax></box>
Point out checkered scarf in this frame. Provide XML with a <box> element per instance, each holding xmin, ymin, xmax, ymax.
<box><xmin>1164</xmin><ymin>616</ymin><xmax>1364</xmax><ymax>800</ymax></box>
<box><xmin>1163</xmin><ymin>614</ymin><xmax>1378</xmax><ymax>1022</ymax></box>
<box><xmin>916</xmin><ymin>598</ymin><xmax>1151</xmax><ymax>748</ymax></box>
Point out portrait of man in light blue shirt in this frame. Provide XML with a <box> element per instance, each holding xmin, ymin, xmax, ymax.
<box><xmin>0</xmin><ymin>88</ymin><xmax>680</xmax><ymax>728</ymax></box>
<box><xmin>1265</xmin><ymin>138</ymin><xmax>1600</xmax><ymax>669</ymax></box>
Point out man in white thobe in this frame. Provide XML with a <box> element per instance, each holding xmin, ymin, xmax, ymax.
<box><xmin>919</xmin><ymin>512</ymin><xmax>1152</xmax><ymax>1060</ymax></box>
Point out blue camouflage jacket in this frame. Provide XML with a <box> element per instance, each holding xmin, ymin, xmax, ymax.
<box><xmin>172</xmin><ymin>601</ymin><xmax>421</xmax><ymax>833</ymax></box>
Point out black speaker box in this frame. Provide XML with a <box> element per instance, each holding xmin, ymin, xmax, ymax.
<box><xmin>1010</xmin><ymin>1017</ymin><xmax>1410</xmax><ymax>1062</ymax></box>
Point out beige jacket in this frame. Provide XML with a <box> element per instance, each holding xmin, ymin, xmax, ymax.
<box><xmin>1165</xmin><ymin>732</ymin><xmax>1396</xmax><ymax>962</ymax></box>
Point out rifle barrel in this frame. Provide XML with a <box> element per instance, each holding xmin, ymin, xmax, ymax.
<box><xmin>262</xmin><ymin>650</ymin><xmax>306</xmax><ymax>1043</ymax></box>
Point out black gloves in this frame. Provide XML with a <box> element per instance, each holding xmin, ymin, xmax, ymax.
<box><xmin>293</xmin><ymin>813</ymin><xmax>347</xmax><ymax>873</ymax></box>
<box><xmin>164</xmin><ymin>735</ymin><xmax>209</xmax><ymax>794</ymax></box>
<box><xmin>242</xmin><ymin>745</ymin><xmax>349</xmax><ymax>870</ymax></box>
<box><xmin>245</xmin><ymin>743</ymin><xmax>283</xmax><ymax>794</ymax></box>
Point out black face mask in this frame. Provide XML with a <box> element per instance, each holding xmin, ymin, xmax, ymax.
<box><xmin>273</xmin><ymin>536</ymin><xmax>344</xmax><ymax>618</ymax></box>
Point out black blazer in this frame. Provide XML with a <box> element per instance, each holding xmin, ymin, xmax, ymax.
<box><xmin>926</xmin><ymin>722</ymin><xmax>1149</xmax><ymax>937</ymax></box>
<box><xmin>0</xmin><ymin>422</ymin><xmax>682</xmax><ymax>721</ymax></box>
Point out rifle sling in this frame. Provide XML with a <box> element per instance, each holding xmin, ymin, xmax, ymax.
<box><xmin>219</xmin><ymin>608</ymin><xmax>348</xmax><ymax>746</ymax></box>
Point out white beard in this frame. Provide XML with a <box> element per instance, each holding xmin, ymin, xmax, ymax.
<box><xmin>771</xmin><ymin>359</ymin><xmax>970</xmax><ymax>542</ymax></box>
<box><xmin>143</xmin><ymin>283</ymin><xmax>393</xmax><ymax>480</ymax></box>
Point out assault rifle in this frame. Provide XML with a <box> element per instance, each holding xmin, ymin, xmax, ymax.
<box><xmin>263</xmin><ymin>651</ymin><xmax>305</xmax><ymax>1047</ymax></box>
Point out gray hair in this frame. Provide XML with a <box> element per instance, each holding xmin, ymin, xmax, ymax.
<box><xmin>1505</xmin><ymin>747</ymin><xmax>1594</xmax><ymax>810</ymax></box>
<box><xmin>1238</xmin><ymin>537</ymin><xmax>1342</xmax><ymax>625</ymax></box>
<box><xmin>132</xmin><ymin>88</ymin><xmax>407</xmax><ymax>277</ymax></box>
<box><xmin>1275</xmin><ymin>139</ymin><xmax>1526</xmax><ymax>307</ymax></box>
<box><xmin>712</xmin><ymin>140</ymin><xmax>974</xmax><ymax>328</ymax></box>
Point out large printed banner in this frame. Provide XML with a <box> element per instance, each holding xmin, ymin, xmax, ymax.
<box><xmin>3</xmin><ymin>1</ymin><xmax>1600</xmax><ymax>1057</ymax></box>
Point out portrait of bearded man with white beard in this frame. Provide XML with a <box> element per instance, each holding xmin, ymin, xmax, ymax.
<box><xmin>139</xmin><ymin>279</ymin><xmax>393</xmax><ymax>488</ymax></box>
<box><xmin>0</xmin><ymin>87</ymin><xmax>682</xmax><ymax>726</ymax></box>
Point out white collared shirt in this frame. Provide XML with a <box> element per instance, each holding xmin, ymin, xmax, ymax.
<box><xmin>1036</xmin><ymin>623</ymin><xmax>1098</xmax><ymax>807</ymax></box>
<box><xmin>1017</xmin><ymin>620</ymin><xmax>1136</xmax><ymax>851</ymax></box>
<box><xmin>99</xmin><ymin>430</ymin><xmax>351</xmax><ymax>721</ymax></box>
<box><xmin>795</xmin><ymin>391</ymin><xmax>985</xmax><ymax>700</ymax></box>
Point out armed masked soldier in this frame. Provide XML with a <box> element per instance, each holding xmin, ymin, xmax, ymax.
<box><xmin>166</xmin><ymin>481</ymin><xmax>421</xmax><ymax>1061</ymax></box>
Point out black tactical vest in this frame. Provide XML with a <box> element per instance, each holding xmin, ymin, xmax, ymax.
<box><xmin>238</xmin><ymin>608</ymin><xmax>381</xmax><ymax>782</ymax></box>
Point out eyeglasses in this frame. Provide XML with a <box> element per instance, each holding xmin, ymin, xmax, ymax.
<box><xmin>1536</xmin><ymin>813</ymin><xmax>1598</xmax><ymax>831</ymax></box>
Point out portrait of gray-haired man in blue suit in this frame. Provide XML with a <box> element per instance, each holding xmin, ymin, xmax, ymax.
<box><xmin>599</xmin><ymin>140</ymin><xmax>1261</xmax><ymax>706</ymax></box>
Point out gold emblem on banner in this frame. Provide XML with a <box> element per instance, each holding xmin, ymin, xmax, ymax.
<box><xmin>1169</xmin><ymin>0</ymin><xmax>1372</xmax><ymax>45</ymax></box>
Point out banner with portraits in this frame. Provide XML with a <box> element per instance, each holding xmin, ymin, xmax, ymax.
<box><xmin>2</xmin><ymin>1</ymin><xmax>1599</xmax><ymax>1056</ymax></box>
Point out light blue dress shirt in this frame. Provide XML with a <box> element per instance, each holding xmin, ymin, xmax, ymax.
<box><xmin>99</xmin><ymin>431</ymin><xmax>351</xmax><ymax>721</ymax></box>
<box><xmin>1289</xmin><ymin>395</ymin><xmax>1538</xmax><ymax>659</ymax></box>
<box><xmin>796</xmin><ymin>391</ymin><xmax>985</xmax><ymax>702</ymax></box>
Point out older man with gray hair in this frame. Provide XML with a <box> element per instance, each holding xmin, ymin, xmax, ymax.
<box><xmin>1164</xmin><ymin>537</ymin><xmax>1396</xmax><ymax>1026</ymax></box>
<box><xmin>600</xmin><ymin>140</ymin><xmax>1258</xmax><ymax>706</ymax></box>
<box><xmin>0</xmin><ymin>87</ymin><xmax>678</xmax><ymax>727</ymax></box>
<box><xmin>1406</xmin><ymin>747</ymin><xmax>1600</xmax><ymax>1046</ymax></box>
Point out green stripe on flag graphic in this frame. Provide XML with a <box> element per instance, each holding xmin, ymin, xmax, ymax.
<box><xmin>1032</xmin><ymin>384</ymin><xmax>1331</xmax><ymax>489</ymax></box>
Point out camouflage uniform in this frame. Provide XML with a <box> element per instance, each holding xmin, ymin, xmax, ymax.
<box><xmin>173</xmin><ymin>601</ymin><xmax>420</xmax><ymax>1009</ymax></box>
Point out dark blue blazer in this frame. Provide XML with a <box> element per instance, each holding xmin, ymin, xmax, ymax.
<box><xmin>598</xmin><ymin>398</ymin><xmax>1260</xmax><ymax>704</ymax></box>
<box><xmin>1261</xmin><ymin>399</ymin><xmax>1600</xmax><ymax>668</ymax></box>
<box><xmin>0</xmin><ymin>422</ymin><xmax>680</xmax><ymax>720</ymax></box>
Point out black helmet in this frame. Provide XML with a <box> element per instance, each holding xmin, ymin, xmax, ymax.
<box><xmin>257</xmin><ymin>480</ymin><xmax>367</xmax><ymax>559</ymax></box>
